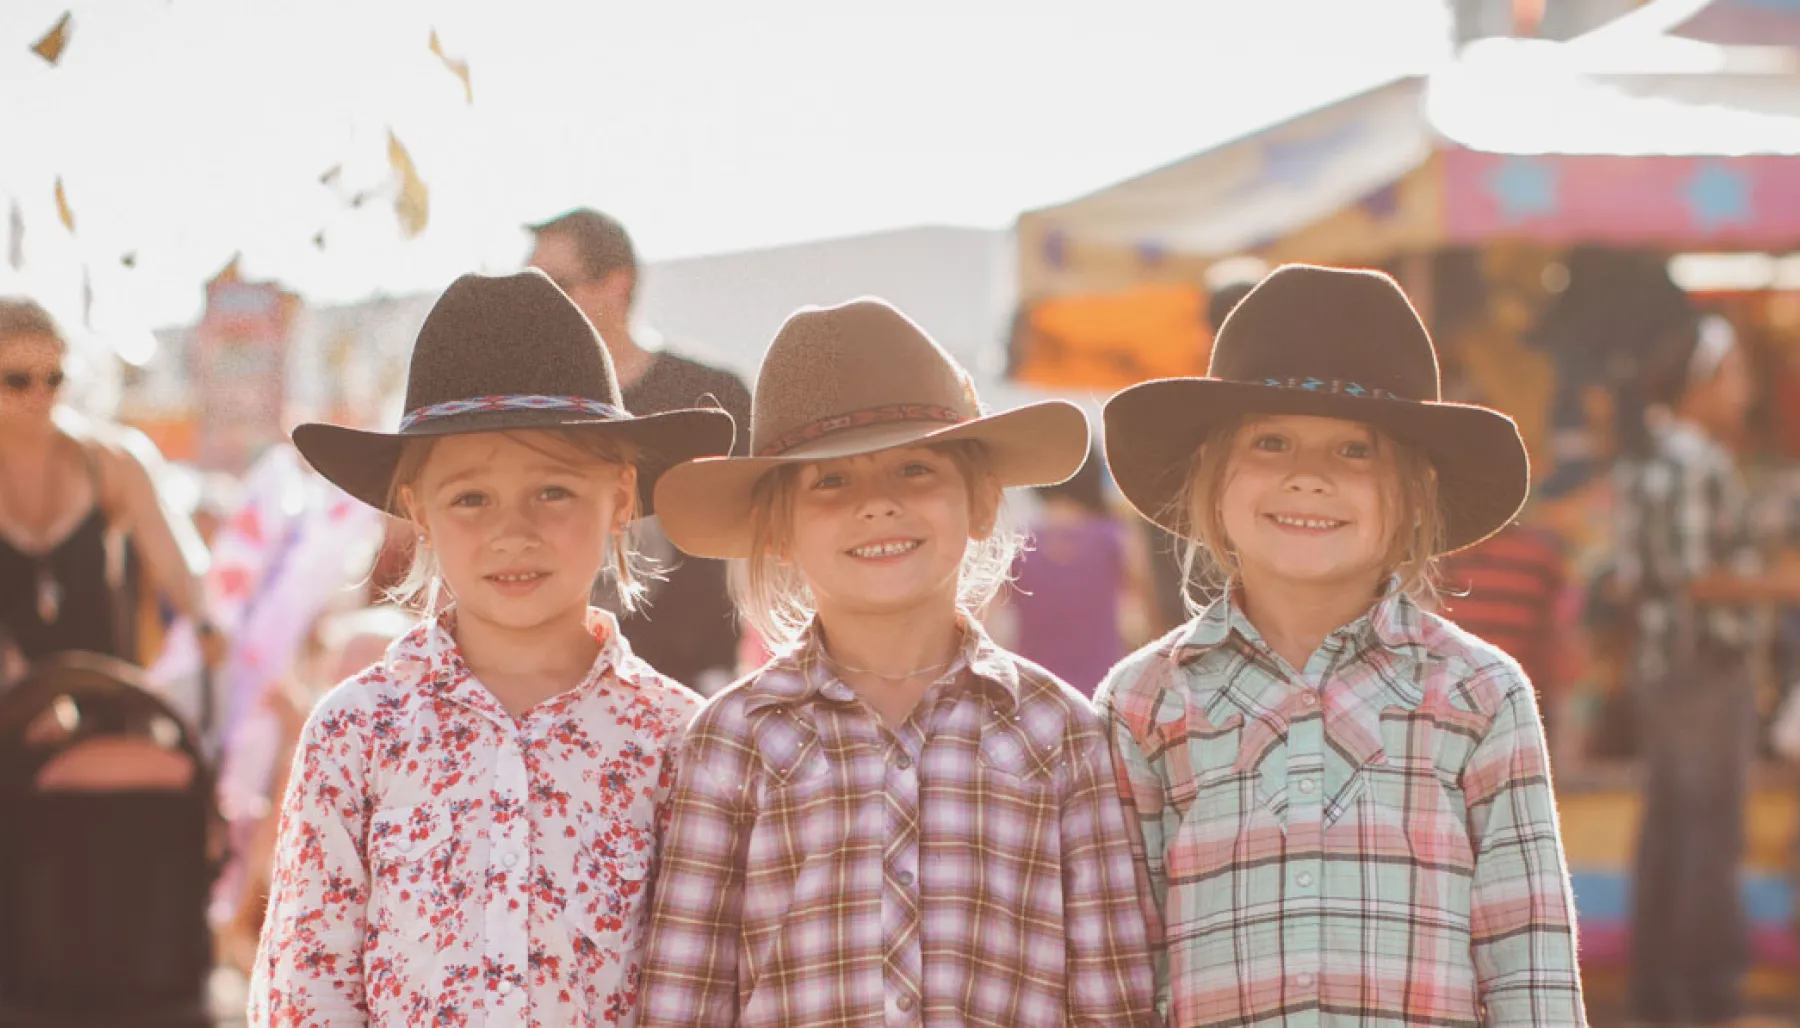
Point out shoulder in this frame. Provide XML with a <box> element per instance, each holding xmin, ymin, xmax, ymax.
<box><xmin>615</xmin><ymin>655</ymin><xmax>703</xmax><ymax>726</ymax></box>
<box><xmin>995</xmin><ymin>649</ymin><xmax>1105</xmax><ymax>745</ymax></box>
<box><xmin>652</xmin><ymin>350</ymin><xmax>750</xmax><ymax>398</ymax></box>
<box><xmin>680</xmin><ymin>666</ymin><xmax>780</xmax><ymax>755</ymax></box>
<box><xmin>1093</xmin><ymin>624</ymin><xmax>1194</xmax><ymax>732</ymax></box>
<box><xmin>296</xmin><ymin>657</ymin><xmax>421</xmax><ymax>758</ymax></box>
<box><xmin>1411</xmin><ymin>609</ymin><xmax>1536</xmax><ymax>724</ymax></box>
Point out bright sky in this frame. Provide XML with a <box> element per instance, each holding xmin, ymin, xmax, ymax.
<box><xmin>0</xmin><ymin>0</ymin><xmax>1450</xmax><ymax>342</ymax></box>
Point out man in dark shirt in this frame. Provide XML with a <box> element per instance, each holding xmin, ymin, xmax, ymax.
<box><xmin>528</xmin><ymin>209</ymin><xmax>752</xmax><ymax>694</ymax></box>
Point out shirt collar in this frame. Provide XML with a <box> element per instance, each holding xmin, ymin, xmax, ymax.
<box><xmin>1173</xmin><ymin>578</ymin><xmax>1428</xmax><ymax>666</ymax></box>
<box><xmin>382</xmin><ymin>606</ymin><xmax>634</xmax><ymax>697</ymax></box>
<box><xmin>741</xmin><ymin>612</ymin><xmax>1022</xmax><ymax>715</ymax></box>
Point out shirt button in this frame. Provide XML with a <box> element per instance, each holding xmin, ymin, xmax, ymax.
<box><xmin>1300</xmin><ymin>691</ymin><xmax>1317</xmax><ymax>706</ymax></box>
<box><xmin>1298</xmin><ymin>778</ymin><xmax>1315</xmax><ymax>795</ymax></box>
<box><xmin>897</xmin><ymin>995</ymin><xmax>915</xmax><ymax>1011</ymax></box>
<box><xmin>496</xmin><ymin>980</ymin><xmax>514</xmax><ymax>997</ymax></box>
<box><xmin>1296</xmin><ymin>871</ymin><xmax>1315</xmax><ymax>888</ymax></box>
<box><xmin>502</xmin><ymin>851</ymin><xmax>520</xmax><ymax>869</ymax></box>
<box><xmin>1297</xmin><ymin>973</ymin><xmax>1315</xmax><ymax>988</ymax></box>
<box><xmin>896</xmin><ymin>754</ymin><xmax>914</xmax><ymax>770</ymax></box>
<box><xmin>897</xmin><ymin>870</ymin><xmax>915</xmax><ymax>886</ymax></box>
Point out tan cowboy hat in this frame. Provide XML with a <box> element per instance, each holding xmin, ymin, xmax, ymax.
<box><xmin>293</xmin><ymin>270</ymin><xmax>734</xmax><ymax>516</ymax></box>
<box><xmin>654</xmin><ymin>298</ymin><xmax>1089</xmax><ymax>558</ymax></box>
<box><xmin>1103</xmin><ymin>264</ymin><xmax>1529</xmax><ymax>555</ymax></box>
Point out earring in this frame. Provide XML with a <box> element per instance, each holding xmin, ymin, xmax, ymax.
<box><xmin>416</xmin><ymin>534</ymin><xmax>430</xmax><ymax>549</ymax></box>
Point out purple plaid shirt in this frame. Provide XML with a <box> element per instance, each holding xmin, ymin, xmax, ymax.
<box><xmin>638</xmin><ymin>618</ymin><xmax>1156</xmax><ymax>1027</ymax></box>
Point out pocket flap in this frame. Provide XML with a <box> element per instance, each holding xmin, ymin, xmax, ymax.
<box><xmin>370</xmin><ymin>802</ymin><xmax>453</xmax><ymax>860</ymax></box>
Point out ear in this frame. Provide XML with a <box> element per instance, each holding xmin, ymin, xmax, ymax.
<box><xmin>398</xmin><ymin>485</ymin><xmax>427</xmax><ymax>541</ymax></box>
<box><xmin>613</xmin><ymin>465</ymin><xmax>639</xmax><ymax>533</ymax></box>
<box><xmin>597</xmin><ymin>268</ymin><xmax>635</xmax><ymax>312</ymax></box>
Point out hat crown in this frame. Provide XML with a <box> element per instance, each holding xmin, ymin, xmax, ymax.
<box><xmin>1208</xmin><ymin>264</ymin><xmax>1441</xmax><ymax>403</ymax></box>
<box><xmin>400</xmin><ymin>270</ymin><xmax>623</xmax><ymax>416</ymax></box>
<box><xmin>749</xmin><ymin>299</ymin><xmax>977</xmax><ymax>454</ymax></box>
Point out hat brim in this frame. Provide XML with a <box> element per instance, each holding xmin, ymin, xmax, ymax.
<box><xmin>1102</xmin><ymin>379</ymin><xmax>1528</xmax><ymax>555</ymax></box>
<box><xmin>292</xmin><ymin>406</ymin><xmax>735</xmax><ymax>518</ymax></box>
<box><xmin>654</xmin><ymin>400</ymin><xmax>1091</xmax><ymax>559</ymax></box>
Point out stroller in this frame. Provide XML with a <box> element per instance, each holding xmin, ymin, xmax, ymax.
<box><xmin>0</xmin><ymin>652</ymin><xmax>226</xmax><ymax>1027</ymax></box>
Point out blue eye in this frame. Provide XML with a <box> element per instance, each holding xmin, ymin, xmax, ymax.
<box><xmin>1341</xmin><ymin>441</ymin><xmax>1373</xmax><ymax>459</ymax></box>
<box><xmin>1251</xmin><ymin>434</ymin><xmax>1288</xmax><ymax>453</ymax></box>
<box><xmin>900</xmin><ymin>461</ymin><xmax>935</xmax><ymax>477</ymax></box>
<box><xmin>812</xmin><ymin>473</ymin><xmax>847</xmax><ymax>490</ymax></box>
<box><xmin>540</xmin><ymin>485</ymin><xmax>574</xmax><ymax>501</ymax></box>
<box><xmin>450</xmin><ymin>491</ymin><xmax>486</xmax><ymax>508</ymax></box>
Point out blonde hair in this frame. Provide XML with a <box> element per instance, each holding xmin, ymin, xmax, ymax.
<box><xmin>734</xmin><ymin>439</ymin><xmax>1019</xmax><ymax>648</ymax></box>
<box><xmin>1169</xmin><ymin>416</ymin><xmax>1444</xmax><ymax>613</ymax></box>
<box><xmin>385</xmin><ymin>429</ymin><xmax>647</xmax><ymax>612</ymax></box>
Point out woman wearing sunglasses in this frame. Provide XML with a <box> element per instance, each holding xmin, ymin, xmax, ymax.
<box><xmin>0</xmin><ymin>297</ymin><xmax>220</xmax><ymax>679</ymax></box>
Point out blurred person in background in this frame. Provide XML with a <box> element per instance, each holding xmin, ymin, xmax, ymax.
<box><xmin>0</xmin><ymin>297</ymin><xmax>222</xmax><ymax>676</ymax></box>
<box><xmin>996</xmin><ymin>450</ymin><xmax>1152</xmax><ymax>696</ymax></box>
<box><xmin>1613</xmin><ymin>313</ymin><xmax>1800</xmax><ymax>1027</ymax></box>
<box><xmin>528</xmin><ymin>209</ymin><xmax>751</xmax><ymax>694</ymax></box>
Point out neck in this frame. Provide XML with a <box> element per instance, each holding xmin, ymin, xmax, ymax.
<box><xmin>449</xmin><ymin>602</ymin><xmax>601</xmax><ymax>716</ymax></box>
<box><xmin>1235</xmin><ymin>567</ymin><xmax>1384</xmax><ymax>672</ymax></box>
<box><xmin>0</xmin><ymin>423</ymin><xmax>59</xmax><ymax>458</ymax></box>
<box><xmin>814</xmin><ymin>599</ymin><xmax>964</xmax><ymax>728</ymax></box>
<box><xmin>595</xmin><ymin>319</ymin><xmax>654</xmax><ymax>390</ymax></box>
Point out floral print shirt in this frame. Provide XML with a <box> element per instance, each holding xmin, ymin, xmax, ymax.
<box><xmin>248</xmin><ymin>608</ymin><xmax>697</xmax><ymax>1027</ymax></box>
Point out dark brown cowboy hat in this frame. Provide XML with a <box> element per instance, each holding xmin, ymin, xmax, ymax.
<box><xmin>654</xmin><ymin>298</ymin><xmax>1089</xmax><ymax>558</ymax></box>
<box><xmin>1103</xmin><ymin>263</ymin><xmax>1528</xmax><ymax>554</ymax></box>
<box><xmin>292</xmin><ymin>270</ymin><xmax>734</xmax><ymax>516</ymax></box>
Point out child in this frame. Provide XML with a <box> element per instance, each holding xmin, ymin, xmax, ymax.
<box><xmin>638</xmin><ymin>299</ymin><xmax>1156</xmax><ymax>1025</ymax></box>
<box><xmin>248</xmin><ymin>271</ymin><xmax>734</xmax><ymax>1027</ymax></box>
<box><xmin>1098</xmin><ymin>265</ymin><xmax>1585</xmax><ymax>1025</ymax></box>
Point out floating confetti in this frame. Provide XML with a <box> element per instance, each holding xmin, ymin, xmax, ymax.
<box><xmin>429</xmin><ymin>29</ymin><xmax>473</xmax><ymax>104</ymax></box>
<box><xmin>120</xmin><ymin>252</ymin><xmax>137</xmax><ymax>269</ymax></box>
<box><xmin>388</xmin><ymin>131</ymin><xmax>429</xmax><ymax>238</ymax></box>
<box><xmin>54</xmin><ymin>178</ymin><xmax>73</xmax><ymax>233</ymax></box>
<box><xmin>31</xmin><ymin>12</ymin><xmax>72</xmax><ymax>66</ymax></box>
<box><xmin>312</xmin><ymin>230</ymin><xmax>326</xmax><ymax>250</ymax></box>
<box><xmin>319</xmin><ymin>165</ymin><xmax>342</xmax><ymax>187</ymax></box>
<box><xmin>80</xmin><ymin>266</ymin><xmax>93</xmax><ymax>328</ymax></box>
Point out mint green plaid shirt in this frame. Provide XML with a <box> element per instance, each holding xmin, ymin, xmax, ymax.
<box><xmin>1097</xmin><ymin>589</ymin><xmax>1585</xmax><ymax>1026</ymax></box>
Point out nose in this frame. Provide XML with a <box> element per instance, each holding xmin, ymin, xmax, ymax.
<box><xmin>1281</xmin><ymin>449</ymin><xmax>1333</xmax><ymax>494</ymax></box>
<box><xmin>853</xmin><ymin>479</ymin><xmax>901</xmax><ymax>521</ymax></box>
<box><xmin>489</xmin><ymin>499</ymin><xmax>542</xmax><ymax>552</ymax></box>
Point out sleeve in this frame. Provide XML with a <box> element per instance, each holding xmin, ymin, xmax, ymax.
<box><xmin>1093</xmin><ymin>667</ymin><xmax>1172</xmax><ymax>1019</ymax></box>
<box><xmin>246</xmin><ymin>695</ymin><xmax>376</xmax><ymax>1027</ymax></box>
<box><xmin>638</xmin><ymin>717</ymin><xmax>753</xmax><ymax>1027</ymax></box>
<box><xmin>1462</xmin><ymin>667</ymin><xmax>1588</xmax><ymax>1026</ymax></box>
<box><xmin>1059</xmin><ymin>731</ymin><xmax>1159</xmax><ymax>1027</ymax></box>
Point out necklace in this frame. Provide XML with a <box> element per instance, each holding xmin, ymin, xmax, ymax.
<box><xmin>826</xmin><ymin>654</ymin><xmax>959</xmax><ymax>683</ymax></box>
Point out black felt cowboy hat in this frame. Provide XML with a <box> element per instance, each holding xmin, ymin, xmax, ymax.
<box><xmin>1103</xmin><ymin>263</ymin><xmax>1529</xmax><ymax>554</ymax></box>
<box><xmin>654</xmin><ymin>297</ymin><xmax>1089</xmax><ymax>558</ymax></box>
<box><xmin>292</xmin><ymin>270</ymin><xmax>735</xmax><ymax>516</ymax></box>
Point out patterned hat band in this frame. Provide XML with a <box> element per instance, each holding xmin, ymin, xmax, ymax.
<box><xmin>399</xmin><ymin>394</ymin><xmax>630</xmax><ymax>431</ymax></box>
<box><xmin>1259</xmin><ymin>377</ymin><xmax>1398</xmax><ymax>400</ymax></box>
<box><xmin>758</xmin><ymin>403</ymin><xmax>967</xmax><ymax>458</ymax></box>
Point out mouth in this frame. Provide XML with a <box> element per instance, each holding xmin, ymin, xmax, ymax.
<box><xmin>486</xmin><ymin>570</ymin><xmax>551</xmax><ymax>590</ymax></box>
<box><xmin>846</xmin><ymin>539</ymin><xmax>922</xmax><ymax>560</ymax></box>
<box><xmin>1265</xmin><ymin>513</ymin><xmax>1347</xmax><ymax>532</ymax></box>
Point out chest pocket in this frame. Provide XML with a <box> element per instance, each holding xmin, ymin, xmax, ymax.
<box><xmin>1360</xmin><ymin>702</ymin><xmax>1483</xmax><ymax>909</ymax></box>
<box><xmin>754</xmin><ymin>715</ymin><xmax>846</xmax><ymax>855</ymax></box>
<box><xmin>1157</xmin><ymin>705</ymin><xmax>1277</xmax><ymax>882</ymax></box>
<box><xmin>566</xmin><ymin>814</ymin><xmax>654</xmax><ymax>950</ymax></box>
<box><xmin>368</xmin><ymin>801</ymin><xmax>458</xmax><ymax>946</ymax></box>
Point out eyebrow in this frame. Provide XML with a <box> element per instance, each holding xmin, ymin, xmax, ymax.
<box><xmin>429</xmin><ymin>459</ymin><xmax>586</xmax><ymax>490</ymax></box>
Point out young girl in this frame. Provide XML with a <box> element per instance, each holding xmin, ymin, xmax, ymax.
<box><xmin>637</xmin><ymin>298</ymin><xmax>1156</xmax><ymax>1026</ymax></box>
<box><xmin>248</xmin><ymin>270</ymin><xmax>734</xmax><ymax>1027</ymax></box>
<box><xmin>1098</xmin><ymin>264</ymin><xmax>1585</xmax><ymax>1025</ymax></box>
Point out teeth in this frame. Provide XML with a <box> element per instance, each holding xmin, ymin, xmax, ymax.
<box><xmin>1272</xmin><ymin>515</ymin><xmax>1342</xmax><ymax>530</ymax></box>
<box><xmin>492</xmin><ymin>572</ymin><xmax>543</xmax><ymax>583</ymax></box>
<box><xmin>850</xmin><ymin>540</ymin><xmax>919</xmax><ymax>558</ymax></box>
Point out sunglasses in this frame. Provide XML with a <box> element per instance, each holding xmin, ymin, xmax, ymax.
<box><xmin>2</xmin><ymin>369</ymin><xmax>65</xmax><ymax>393</ymax></box>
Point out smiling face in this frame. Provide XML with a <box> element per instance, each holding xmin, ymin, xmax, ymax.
<box><xmin>399</xmin><ymin>430</ymin><xmax>636</xmax><ymax>635</ymax></box>
<box><xmin>1213</xmin><ymin>414</ymin><xmax>1400</xmax><ymax>596</ymax></box>
<box><xmin>781</xmin><ymin>445</ymin><xmax>996</xmax><ymax>627</ymax></box>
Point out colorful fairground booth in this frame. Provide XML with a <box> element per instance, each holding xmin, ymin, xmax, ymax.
<box><xmin>1009</xmin><ymin>20</ymin><xmax>1800</xmax><ymax>1005</ymax></box>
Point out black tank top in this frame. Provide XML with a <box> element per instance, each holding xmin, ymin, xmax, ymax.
<box><xmin>0</xmin><ymin>447</ymin><xmax>125</xmax><ymax>662</ymax></box>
